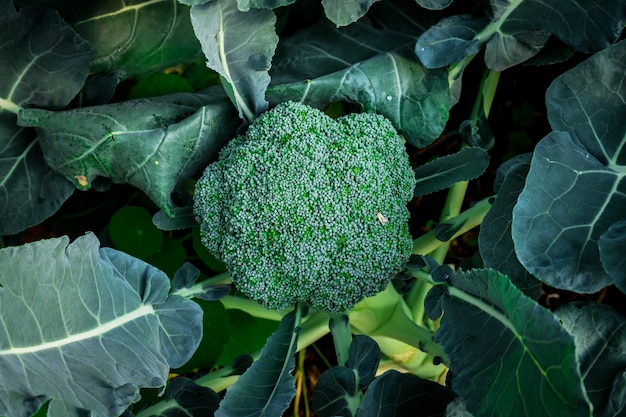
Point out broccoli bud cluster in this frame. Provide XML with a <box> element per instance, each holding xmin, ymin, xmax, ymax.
<box><xmin>194</xmin><ymin>101</ymin><xmax>416</xmax><ymax>313</ymax></box>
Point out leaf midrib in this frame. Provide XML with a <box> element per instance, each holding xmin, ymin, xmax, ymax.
<box><xmin>0</xmin><ymin>304</ymin><xmax>154</xmax><ymax>355</ymax></box>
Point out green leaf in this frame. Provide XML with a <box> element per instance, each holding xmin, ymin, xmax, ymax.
<box><xmin>313</xmin><ymin>366</ymin><xmax>360</xmax><ymax>417</ymax></box>
<box><xmin>555</xmin><ymin>302</ymin><xmax>626</xmax><ymax>416</ymax></box>
<box><xmin>109</xmin><ymin>206</ymin><xmax>164</xmax><ymax>259</ymax></box>
<box><xmin>346</xmin><ymin>335</ymin><xmax>380</xmax><ymax>388</ymax></box>
<box><xmin>0</xmin><ymin>5</ymin><xmax>92</xmax><ymax>234</ymax></box>
<box><xmin>599</xmin><ymin>221</ymin><xmax>626</xmax><ymax>291</ymax></box>
<box><xmin>190</xmin><ymin>0</ymin><xmax>278</xmax><ymax>121</ymax></box>
<box><xmin>321</xmin><ymin>0</ymin><xmax>380</xmax><ymax>27</ymax></box>
<box><xmin>268</xmin><ymin>5</ymin><xmax>449</xmax><ymax>148</ymax></box>
<box><xmin>357</xmin><ymin>370</ymin><xmax>455</xmax><ymax>417</ymax></box>
<box><xmin>479</xmin><ymin>155</ymin><xmax>541</xmax><ymax>297</ymax></box>
<box><xmin>417</xmin><ymin>0</ymin><xmax>625</xmax><ymax>70</ymax></box>
<box><xmin>215</xmin><ymin>305</ymin><xmax>303</xmax><ymax>417</ymax></box>
<box><xmin>21</xmin><ymin>0</ymin><xmax>204</xmax><ymax>78</ymax></box>
<box><xmin>413</xmin><ymin>147</ymin><xmax>490</xmax><ymax>197</ymax></box>
<box><xmin>128</xmin><ymin>73</ymin><xmax>194</xmax><ymax>100</ymax></box>
<box><xmin>216</xmin><ymin>308</ymin><xmax>279</xmax><ymax>366</ymax></box>
<box><xmin>512</xmin><ymin>41</ymin><xmax>626</xmax><ymax>293</ymax></box>
<box><xmin>158</xmin><ymin>377</ymin><xmax>221</xmax><ymax>417</ymax></box>
<box><xmin>415</xmin><ymin>15</ymin><xmax>488</xmax><ymax>69</ymax></box>
<box><xmin>237</xmin><ymin>0</ymin><xmax>296</xmax><ymax>11</ymax></box>
<box><xmin>495</xmin><ymin>0</ymin><xmax>626</xmax><ymax>54</ymax></box>
<box><xmin>18</xmin><ymin>89</ymin><xmax>239</xmax><ymax>216</ymax></box>
<box><xmin>145</xmin><ymin>236</ymin><xmax>188</xmax><ymax>277</ymax></box>
<box><xmin>0</xmin><ymin>233</ymin><xmax>203</xmax><ymax>417</ymax></box>
<box><xmin>174</xmin><ymin>300</ymin><xmax>230</xmax><ymax>373</ymax></box>
<box><xmin>424</xmin><ymin>268</ymin><xmax>592</xmax><ymax>417</ymax></box>
<box><xmin>268</xmin><ymin>45</ymin><xmax>450</xmax><ymax>148</ymax></box>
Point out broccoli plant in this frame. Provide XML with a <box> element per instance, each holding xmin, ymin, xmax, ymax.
<box><xmin>194</xmin><ymin>101</ymin><xmax>415</xmax><ymax>313</ymax></box>
<box><xmin>0</xmin><ymin>0</ymin><xmax>624</xmax><ymax>417</ymax></box>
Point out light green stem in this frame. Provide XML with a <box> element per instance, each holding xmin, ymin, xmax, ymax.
<box><xmin>412</xmin><ymin>196</ymin><xmax>493</xmax><ymax>256</ymax></box>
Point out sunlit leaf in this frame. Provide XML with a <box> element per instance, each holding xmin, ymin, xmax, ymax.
<box><xmin>0</xmin><ymin>233</ymin><xmax>203</xmax><ymax>417</ymax></box>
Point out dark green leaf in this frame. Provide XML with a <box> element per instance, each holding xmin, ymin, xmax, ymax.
<box><xmin>190</xmin><ymin>0</ymin><xmax>278</xmax><ymax>121</ymax></box>
<box><xmin>479</xmin><ymin>158</ymin><xmax>541</xmax><ymax>297</ymax></box>
<box><xmin>424</xmin><ymin>269</ymin><xmax>592</xmax><ymax>417</ymax></box>
<box><xmin>313</xmin><ymin>366</ymin><xmax>360</xmax><ymax>417</ymax></box>
<box><xmin>268</xmin><ymin>45</ymin><xmax>450</xmax><ymax>148</ymax></box>
<box><xmin>163</xmin><ymin>377</ymin><xmax>221</xmax><ymax>417</ymax></box>
<box><xmin>216</xmin><ymin>309</ymin><xmax>279</xmax><ymax>366</ymax></box>
<box><xmin>413</xmin><ymin>147</ymin><xmax>490</xmax><ymax>197</ymax></box>
<box><xmin>0</xmin><ymin>119</ymin><xmax>74</xmax><ymax>235</ymax></box>
<box><xmin>268</xmin><ymin>6</ymin><xmax>449</xmax><ymax>148</ymax></box>
<box><xmin>357</xmin><ymin>370</ymin><xmax>455</xmax><ymax>417</ymax></box>
<box><xmin>497</xmin><ymin>0</ymin><xmax>626</xmax><ymax>54</ymax></box>
<box><xmin>512</xmin><ymin>41</ymin><xmax>626</xmax><ymax>293</ymax></box>
<box><xmin>174</xmin><ymin>300</ymin><xmax>230</xmax><ymax>373</ymax></box>
<box><xmin>555</xmin><ymin>302</ymin><xmax>626</xmax><ymax>417</ymax></box>
<box><xmin>346</xmin><ymin>335</ymin><xmax>380</xmax><ymax>388</ymax></box>
<box><xmin>215</xmin><ymin>306</ymin><xmax>303</xmax><ymax>417</ymax></box>
<box><xmin>458</xmin><ymin>114</ymin><xmax>494</xmax><ymax>150</ymax></box>
<box><xmin>237</xmin><ymin>0</ymin><xmax>296</xmax><ymax>11</ymax></box>
<box><xmin>0</xmin><ymin>6</ymin><xmax>92</xmax><ymax>234</ymax></box>
<box><xmin>597</xmin><ymin>370</ymin><xmax>626</xmax><ymax>417</ymax></box>
<box><xmin>145</xmin><ymin>236</ymin><xmax>188</xmax><ymax>278</ymax></box>
<box><xmin>599</xmin><ymin>221</ymin><xmax>626</xmax><ymax>291</ymax></box>
<box><xmin>0</xmin><ymin>233</ymin><xmax>203</xmax><ymax>417</ymax></box>
<box><xmin>20</xmin><ymin>0</ymin><xmax>203</xmax><ymax>78</ymax></box>
<box><xmin>415</xmin><ymin>15</ymin><xmax>487</xmax><ymax>69</ymax></box>
<box><xmin>18</xmin><ymin>89</ymin><xmax>239</xmax><ymax>217</ymax></box>
<box><xmin>128</xmin><ymin>73</ymin><xmax>194</xmax><ymax>100</ymax></box>
<box><xmin>321</xmin><ymin>0</ymin><xmax>380</xmax><ymax>27</ymax></box>
<box><xmin>109</xmin><ymin>206</ymin><xmax>164</xmax><ymax>259</ymax></box>
<box><xmin>72</xmin><ymin>71</ymin><xmax>125</xmax><ymax>107</ymax></box>
<box><xmin>484</xmin><ymin>29</ymin><xmax>551</xmax><ymax>71</ymax></box>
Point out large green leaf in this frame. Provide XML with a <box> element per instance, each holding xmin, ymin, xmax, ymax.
<box><xmin>0</xmin><ymin>233</ymin><xmax>203</xmax><ymax>417</ymax></box>
<box><xmin>215</xmin><ymin>305</ymin><xmax>303</xmax><ymax>417</ymax></box>
<box><xmin>18</xmin><ymin>0</ymin><xmax>204</xmax><ymax>78</ymax></box>
<box><xmin>555</xmin><ymin>302</ymin><xmax>626</xmax><ymax>417</ymax></box>
<box><xmin>18</xmin><ymin>89</ymin><xmax>239</xmax><ymax>217</ymax></box>
<box><xmin>416</xmin><ymin>0</ymin><xmax>625</xmax><ymax>70</ymax></box>
<box><xmin>425</xmin><ymin>268</ymin><xmax>592</xmax><ymax>417</ymax></box>
<box><xmin>512</xmin><ymin>40</ymin><xmax>626</xmax><ymax>293</ymax></box>
<box><xmin>268</xmin><ymin>4</ymin><xmax>449</xmax><ymax>148</ymax></box>
<box><xmin>0</xmin><ymin>5</ymin><xmax>91</xmax><ymax>234</ymax></box>
<box><xmin>269</xmin><ymin>45</ymin><xmax>450</xmax><ymax>148</ymax></box>
<box><xmin>478</xmin><ymin>155</ymin><xmax>541</xmax><ymax>297</ymax></box>
<box><xmin>190</xmin><ymin>0</ymin><xmax>278</xmax><ymax>121</ymax></box>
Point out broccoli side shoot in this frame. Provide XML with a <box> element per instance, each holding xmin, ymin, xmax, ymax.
<box><xmin>193</xmin><ymin>101</ymin><xmax>416</xmax><ymax>313</ymax></box>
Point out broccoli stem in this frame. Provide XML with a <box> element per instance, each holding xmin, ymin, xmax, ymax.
<box><xmin>329</xmin><ymin>313</ymin><xmax>352</xmax><ymax>367</ymax></box>
<box><xmin>411</xmin><ymin>196</ymin><xmax>492</xmax><ymax>256</ymax></box>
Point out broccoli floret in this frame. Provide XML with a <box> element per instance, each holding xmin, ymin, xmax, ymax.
<box><xmin>194</xmin><ymin>101</ymin><xmax>416</xmax><ymax>313</ymax></box>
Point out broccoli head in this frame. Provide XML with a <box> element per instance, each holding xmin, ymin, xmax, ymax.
<box><xmin>194</xmin><ymin>101</ymin><xmax>416</xmax><ymax>313</ymax></box>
